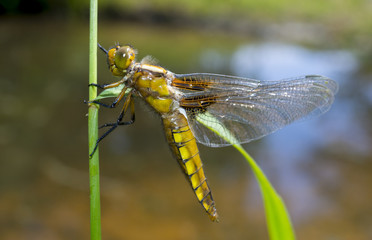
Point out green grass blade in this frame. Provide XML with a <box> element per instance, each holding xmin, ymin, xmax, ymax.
<box><xmin>233</xmin><ymin>144</ymin><xmax>295</xmax><ymax>240</ymax></box>
<box><xmin>196</xmin><ymin>112</ymin><xmax>295</xmax><ymax>240</ymax></box>
<box><xmin>88</xmin><ymin>0</ymin><xmax>102</xmax><ymax>239</ymax></box>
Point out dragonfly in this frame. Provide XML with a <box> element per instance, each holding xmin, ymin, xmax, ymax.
<box><xmin>89</xmin><ymin>43</ymin><xmax>338</xmax><ymax>222</ymax></box>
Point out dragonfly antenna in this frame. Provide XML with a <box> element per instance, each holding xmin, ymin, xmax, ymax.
<box><xmin>97</xmin><ymin>43</ymin><xmax>108</xmax><ymax>54</ymax></box>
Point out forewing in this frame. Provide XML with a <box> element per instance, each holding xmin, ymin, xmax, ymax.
<box><xmin>174</xmin><ymin>74</ymin><xmax>338</xmax><ymax>147</ymax></box>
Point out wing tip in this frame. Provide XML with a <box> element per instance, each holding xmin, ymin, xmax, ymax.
<box><xmin>305</xmin><ymin>75</ymin><xmax>339</xmax><ymax>95</ymax></box>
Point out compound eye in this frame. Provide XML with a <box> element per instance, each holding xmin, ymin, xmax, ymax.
<box><xmin>114</xmin><ymin>46</ymin><xmax>134</xmax><ymax>70</ymax></box>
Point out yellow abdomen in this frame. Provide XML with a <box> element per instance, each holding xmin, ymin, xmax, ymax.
<box><xmin>134</xmin><ymin>67</ymin><xmax>218</xmax><ymax>221</ymax></box>
<box><xmin>163</xmin><ymin>111</ymin><xmax>219</xmax><ymax>222</ymax></box>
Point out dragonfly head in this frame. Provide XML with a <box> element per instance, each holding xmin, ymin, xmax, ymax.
<box><xmin>105</xmin><ymin>44</ymin><xmax>136</xmax><ymax>76</ymax></box>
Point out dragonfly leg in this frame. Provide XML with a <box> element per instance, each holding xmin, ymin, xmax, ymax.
<box><xmin>88</xmin><ymin>83</ymin><xmax>105</xmax><ymax>89</ymax></box>
<box><xmin>88</xmin><ymin>86</ymin><xmax>129</xmax><ymax>109</ymax></box>
<box><xmin>89</xmin><ymin>92</ymin><xmax>133</xmax><ymax>157</ymax></box>
<box><xmin>88</xmin><ymin>78</ymin><xmax>126</xmax><ymax>89</ymax></box>
<box><xmin>89</xmin><ymin>101</ymin><xmax>114</xmax><ymax>108</ymax></box>
<box><xmin>99</xmin><ymin>100</ymin><xmax>135</xmax><ymax>128</ymax></box>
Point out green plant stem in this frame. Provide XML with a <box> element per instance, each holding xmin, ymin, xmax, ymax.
<box><xmin>88</xmin><ymin>0</ymin><xmax>101</xmax><ymax>239</ymax></box>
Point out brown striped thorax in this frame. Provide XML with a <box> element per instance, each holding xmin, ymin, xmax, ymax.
<box><xmin>92</xmin><ymin>43</ymin><xmax>338</xmax><ymax>222</ymax></box>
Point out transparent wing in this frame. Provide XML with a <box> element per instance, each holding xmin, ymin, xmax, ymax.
<box><xmin>174</xmin><ymin>73</ymin><xmax>338</xmax><ymax>147</ymax></box>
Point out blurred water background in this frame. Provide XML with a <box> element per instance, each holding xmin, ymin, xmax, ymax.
<box><xmin>0</xmin><ymin>0</ymin><xmax>371</xmax><ymax>239</ymax></box>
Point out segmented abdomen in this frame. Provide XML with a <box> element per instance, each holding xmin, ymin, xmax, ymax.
<box><xmin>162</xmin><ymin>110</ymin><xmax>219</xmax><ymax>222</ymax></box>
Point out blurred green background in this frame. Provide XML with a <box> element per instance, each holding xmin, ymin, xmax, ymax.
<box><xmin>1</xmin><ymin>0</ymin><xmax>372</xmax><ymax>239</ymax></box>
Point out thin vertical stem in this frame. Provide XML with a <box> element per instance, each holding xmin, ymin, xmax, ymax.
<box><xmin>88</xmin><ymin>0</ymin><xmax>101</xmax><ymax>239</ymax></box>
